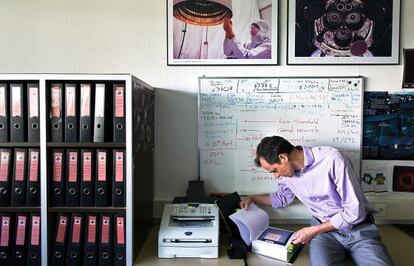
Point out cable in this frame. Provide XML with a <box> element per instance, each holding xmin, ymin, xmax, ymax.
<box><xmin>178</xmin><ymin>23</ymin><xmax>188</xmax><ymax>59</ymax></box>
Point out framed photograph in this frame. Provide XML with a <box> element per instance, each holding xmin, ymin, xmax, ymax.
<box><xmin>287</xmin><ymin>0</ymin><xmax>400</xmax><ymax>65</ymax></box>
<box><xmin>403</xmin><ymin>49</ymin><xmax>414</xmax><ymax>89</ymax></box>
<box><xmin>167</xmin><ymin>0</ymin><xmax>278</xmax><ymax>65</ymax></box>
<box><xmin>363</xmin><ymin>91</ymin><xmax>414</xmax><ymax>160</ymax></box>
<box><xmin>393</xmin><ymin>166</ymin><xmax>414</xmax><ymax>192</ymax></box>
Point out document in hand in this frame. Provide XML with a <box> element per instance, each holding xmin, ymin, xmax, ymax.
<box><xmin>229</xmin><ymin>203</ymin><xmax>302</xmax><ymax>263</ymax></box>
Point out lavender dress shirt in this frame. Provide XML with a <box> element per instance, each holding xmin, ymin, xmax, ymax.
<box><xmin>269</xmin><ymin>146</ymin><xmax>375</xmax><ymax>231</ymax></box>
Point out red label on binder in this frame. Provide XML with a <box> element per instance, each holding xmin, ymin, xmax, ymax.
<box><xmin>83</xmin><ymin>152</ymin><xmax>92</xmax><ymax>181</ymax></box>
<box><xmin>115</xmin><ymin>86</ymin><xmax>125</xmax><ymax>117</ymax></box>
<box><xmin>98</xmin><ymin>152</ymin><xmax>107</xmax><ymax>181</ymax></box>
<box><xmin>87</xmin><ymin>216</ymin><xmax>97</xmax><ymax>243</ymax></box>
<box><xmin>29</xmin><ymin>151</ymin><xmax>39</xmax><ymax>182</ymax></box>
<box><xmin>15</xmin><ymin>152</ymin><xmax>25</xmax><ymax>181</ymax></box>
<box><xmin>101</xmin><ymin>216</ymin><xmax>110</xmax><ymax>244</ymax></box>
<box><xmin>29</xmin><ymin>85</ymin><xmax>39</xmax><ymax>118</ymax></box>
<box><xmin>80</xmin><ymin>84</ymin><xmax>91</xmax><ymax>116</ymax></box>
<box><xmin>31</xmin><ymin>216</ymin><xmax>40</xmax><ymax>246</ymax></box>
<box><xmin>0</xmin><ymin>151</ymin><xmax>10</xmax><ymax>182</ymax></box>
<box><xmin>53</xmin><ymin>153</ymin><xmax>63</xmax><ymax>182</ymax></box>
<box><xmin>56</xmin><ymin>216</ymin><xmax>68</xmax><ymax>243</ymax></box>
<box><xmin>16</xmin><ymin>216</ymin><xmax>26</xmax><ymax>246</ymax></box>
<box><xmin>51</xmin><ymin>86</ymin><xmax>61</xmax><ymax>118</ymax></box>
<box><xmin>68</xmin><ymin>152</ymin><xmax>78</xmax><ymax>182</ymax></box>
<box><xmin>11</xmin><ymin>85</ymin><xmax>22</xmax><ymax>116</ymax></box>
<box><xmin>0</xmin><ymin>86</ymin><xmax>5</xmax><ymax>116</ymax></box>
<box><xmin>116</xmin><ymin>217</ymin><xmax>125</xmax><ymax>245</ymax></box>
<box><xmin>0</xmin><ymin>216</ymin><xmax>10</xmax><ymax>247</ymax></box>
<box><xmin>115</xmin><ymin>152</ymin><xmax>124</xmax><ymax>182</ymax></box>
<box><xmin>72</xmin><ymin>216</ymin><xmax>82</xmax><ymax>243</ymax></box>
<box><xmin>66</xmin><ymin>85</ymin><xmax>76</xmax><ymax>117</ymax></box>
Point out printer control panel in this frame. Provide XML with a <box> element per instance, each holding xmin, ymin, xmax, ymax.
<box><xmin>172</xmin><ymin>203</ymin><xmax>214</xmax><ymax>216</ymax></box>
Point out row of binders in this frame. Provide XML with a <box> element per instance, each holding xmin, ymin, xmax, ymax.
<box><xmin>49</xmin><ymin>83</ymin><xmax>125</xmax><ymax>142</ymax></box>
<box><xmin>0</xmin><ymin>213</ymin><xmax>41</xmax><ymax>266</ymax></box>
<box><xmin>0</xmin><ymin>149</ymin><xmax>40</xmax><ymax>207</ymax></box>
<box><xmin>50</xmin><ymin>149</ymin><xmax>125</xmax><ymax>207</ymax></box>
<box><xmin>0</xmin><ymin>83</ymin><xmax>40</xmax><ymax>142</ymax></box>
<box><xmin>51</xmin><ymin>213</ymin><xmax>125</xmax><ymax>266</ymax></box>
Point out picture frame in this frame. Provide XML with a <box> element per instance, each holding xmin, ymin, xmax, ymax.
<box><xmin>167</xmin><ymin>0</ymin><xmax>278</xmax><ymax>66</ymax></box>
<box><xmin>287</xmin><ymin>0</ymin><xmax>401</xmax><ymax>65</ymax></box>
<box><xmin>403</xmin><ymin>49</ymin><xmax>414</xmax><ymax>88</ymax></box>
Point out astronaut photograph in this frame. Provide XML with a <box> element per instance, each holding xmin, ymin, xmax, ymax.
<box><xmin>167</xmin><ymin>0</ymin><xmax>278</xmax><ymax>65</ymax></box>
<box><xmin>288</xmin><ymin>0</ymin><xmax>400</xmax><ymax>64</ymax></box>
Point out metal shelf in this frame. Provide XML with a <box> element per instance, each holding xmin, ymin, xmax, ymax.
<box><xmin>0</xmin><ymin>142</ymin><xmax>40</xmax><ymax>147</ymax></box>
<box><xmin>48</xmin><ymin>207</ymin><xmax>126</xmax><ymax>213</ymax></box>
<box><xmin>47</xmin><ymin>142</ymin><xmax>126</xmax><ymax>148</ymax></box>
<box><xmin>0</xmin><ymin>207</ymin><xmax>41</xmax><ymax>212</ymax></box>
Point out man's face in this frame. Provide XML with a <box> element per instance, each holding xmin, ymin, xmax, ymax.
<box><xmin>259</xmin><ymin>155</ymin><xmax>295</xmax><ymax>179</ymax></box>
<box><xmin>250</xmin><ymin>24</ymin><xmax>260</xmax><ymax>37</ymax></box>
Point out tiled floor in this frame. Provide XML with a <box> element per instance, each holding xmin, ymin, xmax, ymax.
<box><xmin>135</xmin><ymin>224</ymin><xmax>413</xmax><ymax>266</ymax></box>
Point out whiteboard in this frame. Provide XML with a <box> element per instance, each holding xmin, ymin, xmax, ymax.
<box><xmin>198</xmin><ymin>77</ymin><xmax>363</xmax><ymax>194</ymax></box>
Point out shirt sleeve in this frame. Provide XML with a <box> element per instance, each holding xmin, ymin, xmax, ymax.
<box><xmin>223</xmin><ymin>38</ymin><xmax>271</xmax><ymax>59</ymax></box>
<box><xmin>269</xmin><ymin>181</ymin><xmax>296</xmax><ymax>208</ymax></box>
<box><xmin>223</xmin><ymin>38</ymin><xmax>244</xmax><ymax>58</ymax></box>
<box><xmin>329</xmin><ymin>152</ymin><xmax>367</xmax><ymax>231</ymax></box>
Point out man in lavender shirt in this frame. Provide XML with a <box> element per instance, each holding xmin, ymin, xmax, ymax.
<box><xmin>240</xmin><ymin>136</ymin><xmax>393</xmax><ymax>266</ymax></box>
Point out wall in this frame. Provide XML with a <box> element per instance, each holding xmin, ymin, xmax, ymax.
<box><xmin>0</xmin><ymin>0</ymin><xmax>413</xmax><ymax>219</ymax></box>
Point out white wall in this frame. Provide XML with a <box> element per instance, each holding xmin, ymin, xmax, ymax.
<box><xmin>1</xmin><ymin>0</ymin><xmax>414</xmax><ymax>217</ymax></box>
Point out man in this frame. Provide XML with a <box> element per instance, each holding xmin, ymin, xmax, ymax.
<box><xmin>241</xmin><ymin>136</ymin><xmax>393</xmax><ymax>266</ymax></box>
<box><xmin>222</xmin><ymin>19</ymin><xmax>271</xmax><ymax>59</ymax></box>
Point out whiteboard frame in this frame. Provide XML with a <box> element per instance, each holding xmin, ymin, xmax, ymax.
<box><xmin>198</xmin><ymin>76</ymin><xmax>365</xmax><ymax>194</ymax></box>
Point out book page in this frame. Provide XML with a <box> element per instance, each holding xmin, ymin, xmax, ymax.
<box><xmin>229</xmin><ymin>203</ymin><xmax>269</xmax><ymax>246</ymax></box>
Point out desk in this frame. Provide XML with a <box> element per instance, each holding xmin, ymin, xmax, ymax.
<box><xmin>134</xmin><ymin>224</ymin><xmax>413</xmax><ymax>266</ymax></box>
<box><xmin>135</xmin><ymin>224</ymin><xmax>306</xmax><ymax>266</ymax></box>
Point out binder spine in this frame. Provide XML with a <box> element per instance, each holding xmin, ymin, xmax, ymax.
<box><xmin>99</xmin><ymin>215</ymin><xmax>112</xmax><ymax>266</ymax></box>
<box><xmin>95</xmin><ymin>150</ymin><xmax>108</xmax><ymax>207</ymax></box>
<box><xmin>80</xmin><ymin>150</ymin><xmax>94</xmax><ymax>207</ymax></box>
<box><xmin>79</xmin><ymin>84</ymin><xmax>92</xmax><ymax>142</ymax></box>
<box><xmin>50</xmin><ymin>84</ymin><xmax>63</xmax><ymax>142</ymax></box>
<box><xmin>11</xmin><ymin>150</ymin><xmax>26</xmax><ymax>207</ymax></box>
<box><xmin>52</xmin><ymin>215</ymin><xmax>69</xmax><ymax>265</ymax></box>
<box><xmin>10</xmin><ymin>84</ymin><xmax>25</xmax><ymax>142</ymax></box>
<box><xmin>83</xmin><ymin>215</ymin><xmax>97</xmax><ymax>266</ymax></box>
<box><xmin>66</xmin><ymin>215</ymin><xmax>82</xmax><ymax>266</ymax></box>
<box><xmin>27</xmin><ymin>83</ymin><xmax>40</xmax><ymax>142</ymax></box>
<box><xmin>66</xmin><ymin>150</ymin><xmax>79</xmax><ymax>207</ymax></box>
<box><xmin>113</xmin><ymin>84</ymin><xmax>125</xmax><ymax>142</ymax></box>
<box><xmin>13</xmin><ymin>214</ymin><xmax>27</xmax><ymax>266</ymax></box>
<box><xmin>112</xmin><ymin>150</ymin><xmax>125</xmax><ymax>207</ymax></box>
<box><xmin>51</xmin><ymin>150</ymin><xmax>65</xmax><ymax>207</ymax></box>
<box><xmin>114</xmin><ymin>215</ymin><xmax>125</xmax><ymax>266</ymax></box>
<box><xmin>0</xmin><ymin>149</ymin><xmax>11</xmax><ymax>206</ymax></box>
<box><xmin>27</xmin><ymin>215</ymin><xmax>40</xmax><ymax>266</ymax></box>
<box><xmin>93</xmin><ymin>84</ymin><xmax>106</xmax><ymax>142</ymax></box>
<box><xmin>0</xmin><ymin>84</ymin><xmax>8</xmax><ymax>142</ymax></box>
<box><xmin>26</xmin><ymin>150</ymin><xmax>40</xmax><ymax>206</ymax></box>
<box><xmin>0</xmin><ymin>215</ymin><xmax>11</xmax><ymax>265</ymax></box>
<box><xmin>64</xmin><ymin>84</ymin><xmax>78</xmax><ymax>142</ymax></box>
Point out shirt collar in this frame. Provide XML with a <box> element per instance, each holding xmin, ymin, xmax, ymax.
<box><xmin>300</xmin><ymin>146</ymin><xmax>314</xmax><ymax>172</ymax></box>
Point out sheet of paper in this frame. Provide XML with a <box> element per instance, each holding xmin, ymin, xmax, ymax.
<box><xmin>229</xmin><ymin>203</ymin><xmax>269</xmax><ymax>246</ymax></box>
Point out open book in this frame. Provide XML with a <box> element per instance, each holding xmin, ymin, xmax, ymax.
<box><xmin>229</xmin><ymin>203</ymin><xmax>302</xmax><ymax>263</ymax></box>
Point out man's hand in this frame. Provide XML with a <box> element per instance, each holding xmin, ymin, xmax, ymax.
<box><xmin>223</xmin><ymin>19</ymin><xmax>235</xmax><ymax>39</ymax></box>
<box><xmin>240</xmin><ymin>196</ymin><xmax>253</xmax><ymax>210</ymax></box>
<box><xmin>292</xmin><ymin>226</ymin><xmax>318</xmax><ymax>245</ymax></box>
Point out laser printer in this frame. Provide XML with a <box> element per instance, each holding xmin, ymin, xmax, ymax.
<box><xmin>158</xmin><ymin>203</ymin><xmax>219</xmax><ymax>258</ymax></box>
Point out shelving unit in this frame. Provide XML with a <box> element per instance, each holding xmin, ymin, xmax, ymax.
<box><xmin>0</xmin><ymin>74</ymin><xmax>154</xmax><ymax>266</ymax></box>
<box><xmin>0</xmin><ymin>74</ymin><xmax>41</xmax><ymax>266</ymax></box>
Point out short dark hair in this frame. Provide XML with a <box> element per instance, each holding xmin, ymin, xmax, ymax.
<box><xmin>254</xmin><ymin>136</ymin><xmax>294</xmax><ymax>167</ymax></box>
